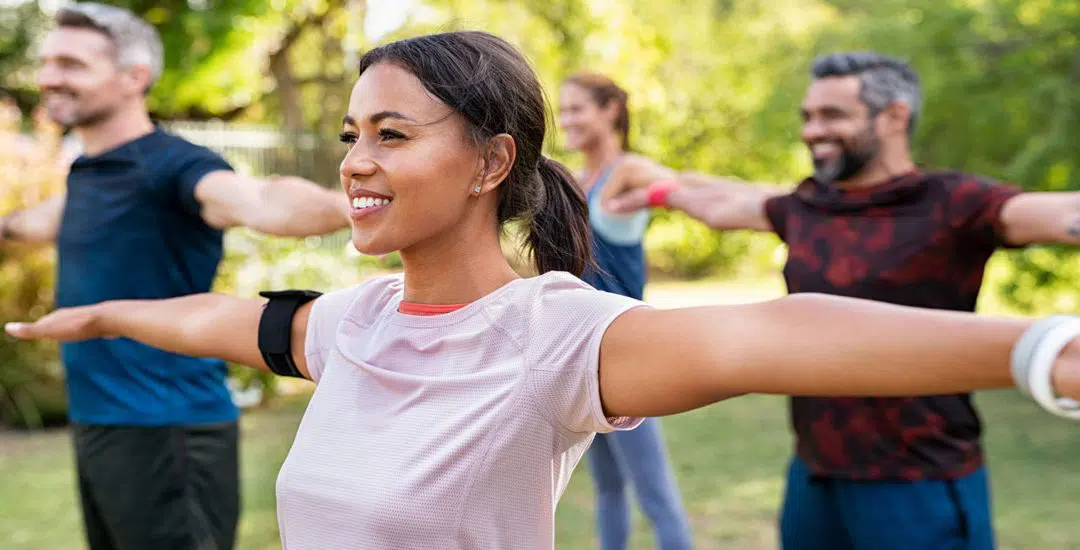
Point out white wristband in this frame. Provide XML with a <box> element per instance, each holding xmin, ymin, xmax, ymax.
<box><xmin>1010</xmin><ymin>315</ymin><xmax>1074</xmax><ymax>397</ymax></box>
<box><xmin>1026</xmin><ymin>318</ymin><xmax>1080</xmax><ymax>419</ymax></box>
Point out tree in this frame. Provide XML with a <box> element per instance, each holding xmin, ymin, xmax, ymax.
<box><xmin>0</xmin><ymin>0</ymin><xmax>365</xmax><ymax>134</ymax></box>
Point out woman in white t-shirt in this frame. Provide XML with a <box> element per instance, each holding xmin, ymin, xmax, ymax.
<box><xmin>7</xmin><ymin>31</ymin><xmax>1080</xmax><ymax>550</ymax></box>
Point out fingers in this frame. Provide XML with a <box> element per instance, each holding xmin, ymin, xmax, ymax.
<box><xmin>4</xmin><ymin>322</ymin><xmax>37</xmax><ymax>340</ymax></box>
<box><xmin>5</xmin><ymin>311</ymin><xmax>88</xmax><ymax>342</ymax></box>
<box><xmin>605</xmin><ymin>188</ymin><xmax>651</xmax><ymax>213</ymax></box>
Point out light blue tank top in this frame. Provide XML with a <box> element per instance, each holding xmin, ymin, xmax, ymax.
<box><xmin>582</xmin><ymin>161</ymin><xmax>650</xmax><ymax>300</ymax></box>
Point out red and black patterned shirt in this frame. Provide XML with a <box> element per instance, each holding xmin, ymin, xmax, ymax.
<box><xmin>764</xmin><ymin>170</ymin><xmax>1023</xmax><ymax>481</ymax></box>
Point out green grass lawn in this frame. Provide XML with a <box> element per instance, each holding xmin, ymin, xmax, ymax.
<box><xmin>2</xmin><ymin>279</ymin><xmax>1078</xmax><ymax>549</ymax></box>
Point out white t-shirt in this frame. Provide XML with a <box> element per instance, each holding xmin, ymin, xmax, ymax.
<box><xmin>275</xmin><ymin>271</ymin><xmax>646</xmax><ymax>549</ymax></box>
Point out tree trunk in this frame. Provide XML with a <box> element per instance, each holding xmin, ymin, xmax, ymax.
<box><xmin>269</xmin><ymin>50</ymin><xmax>304</xmax><ymax>134</ymax></box>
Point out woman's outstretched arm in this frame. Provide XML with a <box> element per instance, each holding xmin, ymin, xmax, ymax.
<box><xmin>598</xmin><ymin>293</ymin><xmax>1080</xmax><ymax>418</ymax></box>
<box><xmin>5</xmin><ymin>294</ymin><xmax>315</xmax><ymax>379</ymax></box>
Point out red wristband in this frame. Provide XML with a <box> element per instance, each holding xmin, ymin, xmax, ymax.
<box><xmin>645</xmin><ymin>179</ymin><xmax>679</xmax><ymax>207</ymax></box>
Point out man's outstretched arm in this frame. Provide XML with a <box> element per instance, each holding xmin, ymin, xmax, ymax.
<box><xmin>0</xmin><ymin>196</ymin><xmax>65</xmax><ymax>246</ymax></box>
<box><xmin>600</xmin><ymin>155</ymin><xmax>783</xmax><ymax>233</ymax></box>
<box><xmin>1000</xmin><ymin>191</ymin><xmax>1080</xmax><ymax>246</ymax></box>
<box><xmin>195</xmin><ymin>171</ymin><xmax>351</xmax><ymax>237</ymax></box>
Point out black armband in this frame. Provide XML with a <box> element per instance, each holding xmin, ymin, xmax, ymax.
<box><xmin>257</xmin><ymin>289</ymin><xmax>323</xmax><ymax>378</ymax></box>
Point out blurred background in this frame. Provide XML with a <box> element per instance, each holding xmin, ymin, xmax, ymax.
<box><xmin>1</xmin><ymin>0</ymin><xmax>1078</xmax><ymax>548</ymax></box>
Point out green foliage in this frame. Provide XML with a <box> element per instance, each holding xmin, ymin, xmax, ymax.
<box><xmin>0</xmin><ymin>2</ymin><xmax>48</xmax><ymax>105</ymax></box>
<box><xmin>0</xmin><ymin>0</ymin><xmax>363</xmax><ymax>129</ymax></box>
<box><xmin>0</xmin><ymin>0</ymin><xmax>269</xmax><ymax>117</ymax></box>
<box><xmin>645</xmin><ymin>212</ymin><xmax>784</xmax><ymax>279</ymax></box>
<box><xmin>990</xmin><ymin>248</ymin><xmax>1080</xmax><ymax>314</ymax></box>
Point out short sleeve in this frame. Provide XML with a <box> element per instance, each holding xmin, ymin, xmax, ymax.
<box><xmin>948</xmin><ymin>176</ymin><xmax>1024</xmax><ymax>249</ymax></box>
<box><xmin>302</xmin><ymin>287</ymin><xmax>360</xmax><ymax>382</ymax></box>
<box><xmin>764</xmin><ymin>193</ymin><xmax>794</xmax><ymax>241</ymax></box>
<box><xmin>527</xmin><ymin>274</ymin><xmax>649</xmax><ymax>434</ymax></box>
<box><xmin>171</xmin><ymin>143</ymin><xmax>233</xmax><ymax>216</ymax></box>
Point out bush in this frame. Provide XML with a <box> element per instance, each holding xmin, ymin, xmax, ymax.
<box><xmin>643</xmin><ymin>210</ymin><xmax>784</xmax><ymax>280</ymax></box>
<box><xmin>984</xmin><ymin>248</ymin><xmax>1080</xmax><ymax>316</ymax></box>
<box><xmin>0</xmin><ymin>102</ymin><xmax>69</xmax><ymax>429</ymax></box>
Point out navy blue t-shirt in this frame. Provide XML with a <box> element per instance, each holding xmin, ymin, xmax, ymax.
<box><xmin>581</xmin><ymin>164</ymin><xmax>647</xmax><ymax>300</ymax></box>
<box><xmin>56</xmin><ymin>128</ymin><xmax>238</xmax><ymax>426</ymax></box>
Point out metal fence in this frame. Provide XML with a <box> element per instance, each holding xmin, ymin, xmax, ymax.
<box><xmin>165</xmin><ymin>120</ymin><xmax>352</xmax><ymax>248</ymax></box>
<box><xmin>165</xmin><ymin>120</ymin><xmax>336</xmax><ymax>183</ymax></box>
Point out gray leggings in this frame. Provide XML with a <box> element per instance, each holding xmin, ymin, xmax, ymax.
<box><xmin>586</xmin><ymin>417</ymin><xmax>694</xmax><ymax>550</ymax></box>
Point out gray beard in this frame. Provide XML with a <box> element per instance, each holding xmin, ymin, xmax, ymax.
<box><xmin>813</xmin><ymin>137</ymin><xmax>880</xmax><ymax>184</ymax></box>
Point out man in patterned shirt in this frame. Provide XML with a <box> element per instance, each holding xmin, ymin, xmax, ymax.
<box><xmin>603</xmin><ymin>51</ymin><xmax>1080</xmax><ymax>549</ymax></box>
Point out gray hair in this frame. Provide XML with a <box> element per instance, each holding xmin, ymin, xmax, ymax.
<box><xmin>55</xmin><ymin>2</ymin><xmax>164</xmax><ymax>91</ymax></box>
<box><xmin>811</xmin><ymin>51</ymin><xmax>922</xmax><ymax>137</ymax></box>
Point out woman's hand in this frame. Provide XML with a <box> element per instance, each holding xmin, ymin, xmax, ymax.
<box><xmin>599</xmin><ymin>154</ymin><xmax>677</xmax><ymax>210</ymax></box>
<box><xmin>6</xmin><ymin>305</ymin><xmax>110</xmax><ymax>342</ymax></box>
<box><xmin>5</xmin><ymin>293</ymin><xmax>306</xmax><ymax>377</ymax></box>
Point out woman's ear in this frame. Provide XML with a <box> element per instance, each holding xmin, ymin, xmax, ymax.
<box><xmin>473</xmin><ymin>134</ymin><xmax>516</xmax><ymax>196</ymax></box>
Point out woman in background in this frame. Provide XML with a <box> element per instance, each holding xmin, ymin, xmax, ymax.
<box><xmin>559</xmin><ymin>72</ymin><xmax>694</xmax><ymax>550</ymax></box>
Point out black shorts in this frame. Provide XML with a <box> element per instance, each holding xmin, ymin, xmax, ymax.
<box><xmin>72</xmin><ymin>422</ymin><xmax>240</xmax><ymax>550</ymax></box>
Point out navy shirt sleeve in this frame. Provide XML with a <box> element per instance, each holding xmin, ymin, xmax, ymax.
<box><xmin>168</xmin><ymin>141</ymin><xmax>233</xmax><ymax>217</ymax></box>
<box><xmin>948</xmin><ymin>175</ymin><xmax>1024</xmax><ymax>250</ymax></box>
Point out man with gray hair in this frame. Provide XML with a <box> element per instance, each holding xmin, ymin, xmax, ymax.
<box><xmin>0</xmin><ymin>3</ymin><xmax>351</xmax><ymax>549</ymax></box>
<box><xmin>602</xmin><ymin>51</ymin><xmax>1080</xmax><ymax>549</ymax></box>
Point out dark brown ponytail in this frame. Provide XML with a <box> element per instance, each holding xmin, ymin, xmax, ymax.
<box><xmin>528</xmin><ymin>156</ymin><xmax>593</xmax><ymax>276</ymax></box>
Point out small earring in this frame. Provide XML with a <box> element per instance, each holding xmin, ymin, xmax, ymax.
<box><xmin>474</xmin><ymin>185</ymin><xmax>482</xmax><ymax>193</ymax></box>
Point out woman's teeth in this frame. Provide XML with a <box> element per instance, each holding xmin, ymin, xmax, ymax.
<box><xmin>352</xmin><ymin>197</ymin><xmax>391</xmax><ymax>209</ymax></box>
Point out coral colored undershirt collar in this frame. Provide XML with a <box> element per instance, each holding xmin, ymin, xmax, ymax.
<box><xmin>398</xmin><ymin>302</ymin><xmax>470</xmax><ymax>316</ymax></box>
